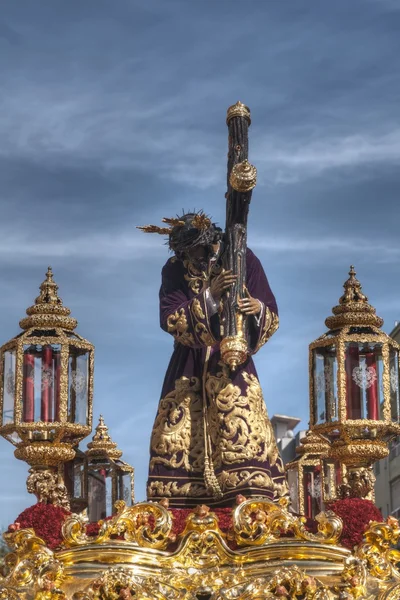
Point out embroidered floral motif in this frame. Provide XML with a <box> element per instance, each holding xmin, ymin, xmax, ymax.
<box><xmin>192</xmin><ymin>298</ymin><xmax>205</xmax><ymax>320</ymax></box>
<box><xmin>255</xmin><ymin>307</ymin><xmax>279</xmax><ymax>353</ymax></box>
<box><xmin>150</xmin><ymin>376</ymin><xmax>204</xmax><ymax>472</ymax></box>
<box><xmin>167</xmin><ymin>309</ymin><xmax>195</xmax><ymax>346</ymax></box>
<box><xmin>147</xmin><ymin>480</ymin><xmax>207</xmax><ymax>498</ymax></box>
<box><xmin>206</xmin><ymin>364</ymin><xmax>281</xmax><ymax>468</ymax></box>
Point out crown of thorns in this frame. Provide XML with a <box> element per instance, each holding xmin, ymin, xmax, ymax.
<box><xmin>137</xmin><ymin>211</ymin><xmax>220</xmax><ymax>252</ymax></box>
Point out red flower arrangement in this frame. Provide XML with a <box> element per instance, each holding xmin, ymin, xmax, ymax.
<box><xmin>326</xmin><ymin>498</ymin><xmax>383</xmax><ymax>550</ymax></box>
<box><xmin>13</xmin><ymin>503</ymin><xmax>71</xmax><ymax>550</ymax></box>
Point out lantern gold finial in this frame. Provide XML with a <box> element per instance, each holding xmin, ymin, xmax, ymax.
<box><xmin>325</xmin><ymin>265</ymin><xmax>383</xmax><ymax>330</ymax></box>
<box><xmin>86</xmin><ymin>415</ymin><xmax>123</xmax><ymax>460</ymax></box>
<box><xmin>19</xmin><ymin>267</ymin><xmax>78</xmax><ymax>331</ymax></box>
<box><xmin>339</xmin><ymin>265</ymin><xmax>368</xmax><ymax>305</ymax></box>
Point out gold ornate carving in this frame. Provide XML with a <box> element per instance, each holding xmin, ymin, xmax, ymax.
<box><xmin>232</xmin><ymin>497</ymin><xmax>342</xmax><ymax>547</ymax></box>
<box><xmin>226</xmin><ymin>101</ymin><xmax>251</xmax><ymax>124</ymax></box>
<box><xmin>0</xmin><ymin>528</ymin><xmax>64</xmax><ymax>597</ymax></box>
<box><xmin>26</xmin><ymin>468</ymin><xmax>70</xmax><ymax>510</ymax></box>
<box><xmin>80</xmin><ymin>566</ymin><xmax>186</xmax><ymax>600</ymax></box>
<box><xmin>339</xmin><ymin>466</ymin><xmax>376</xmax><ymax>501</ymax></box>
<box><xmin>216</xmin><ymin>566</ymin><xmax>328</xmax><ymax>599</ymax></box>
<box><xmin>166</xmin><ymin>308</ymin><xmax>195</xmax><ymax>346</ymax></box>
<box><xmin>229</xmin><ymin>160</ymin><xmax>257</xmax><ymax>193</ymax></box>
<box><xmin>355</xmin><ymin>516</ymin><xmax>400</xmax><ymax>582</ymax></box>
<box><xmin>62</xmin><ymin>500</ymin><xmax>172</xmax><ymax>550</ymax></box>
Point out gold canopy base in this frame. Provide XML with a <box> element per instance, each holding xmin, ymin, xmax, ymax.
<box><xmin>1</xmin><ymin>499</ymin><xmax>400</xmax><ymax>599</ymax></box>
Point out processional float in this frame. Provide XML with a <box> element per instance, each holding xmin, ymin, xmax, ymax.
<box><xmin>0</xmin><ymin>104</ymin><xmax>400</xmax><ymax>599</ymax></box>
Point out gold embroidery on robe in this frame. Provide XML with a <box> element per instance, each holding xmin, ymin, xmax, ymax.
<box><xmin>183</xmin><ymin>260</ymin><xmax>205</xmax><ymax>294</ymax></box>
<box><xmin>147</xmin><ymin>480</ymin><xmax>207</xmax><ymax>498</ymax></box>
<box><xmin>150</xmin><ymin>376</ymin><xmax>204</xmax><ymax>472</ymax></box>
<box><xmin>192</xmin><ymin>297</ymin><xmax>205</xmax><ymax>320</ymax></box>
<box><xmin>206</xmin><ymin>363</ymin><xmax>281</xmax><ymax>469</ymax></box>
<box><xmin>190</xmin><ymin>293</ymin><xmax>217</xmax><ymax>346</ymax></box>
<box><xmin>218</xmin><ymin>469</ymin><xmax>273</xmax><ymax>491</ymax></box>
<box><xmin>167</xmin><ymin>308</ymin><xmax>195</xmax><ymax>346</ymax></box>
<box><xmin>255</xmin><ymin>307</ymin><xmax>279</xmax><ymax>353</ymax></box>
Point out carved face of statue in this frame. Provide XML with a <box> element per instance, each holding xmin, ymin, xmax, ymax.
<box><xmin>118</xmin><ymin>588</ymin><xmax>132</xmax><ymax>600</ymax></box>
<box><xmin>184</xmin><ymin>241</ymin><xmax>221</xmax><ymax>272</ymax></box>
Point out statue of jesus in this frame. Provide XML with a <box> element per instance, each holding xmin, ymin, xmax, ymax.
<box><xmin>139</xmin><ymin>212</ymin><xmax>288</xmax><ymax>507</ymax></box>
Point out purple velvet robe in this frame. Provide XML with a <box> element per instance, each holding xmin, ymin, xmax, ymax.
<box><xmin>147</xmin><ymin>248</ymin><xmax>288</xmax><ymax>507</ymax></box>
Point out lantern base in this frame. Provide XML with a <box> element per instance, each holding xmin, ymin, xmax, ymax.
<box><xmin>329</xmin><ymin>439</ymin><xmax>388</xmax><ymax>467</ymax></box>
<box><xmin>14</xmin><ymin>441</ymin><xmax>75</xmax><ymax>467</ymax></box>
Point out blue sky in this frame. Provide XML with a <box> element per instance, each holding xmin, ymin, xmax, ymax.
<box><xmin>0</xmin><ymin>0</ymin><xmax>400</xmax><ymax>526</ymax></box>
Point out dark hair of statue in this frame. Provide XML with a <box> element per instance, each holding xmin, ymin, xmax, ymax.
<box><xmin>169</xmin><ymin>212</ymin><xmax>223</xmax><ymax>259</ymax></box>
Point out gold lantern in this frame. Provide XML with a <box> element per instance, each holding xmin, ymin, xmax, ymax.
<box><xmin>286</xmin><ymin>430</ymin><xmax>340</xmax><ymax>518</ymax></box>
<box><xmin>0</xmin><ymin>267</ymin><xmax>94</xmax><ymax>509</ymax></box>
<box><xmin>309</xmin><ymin>266</ymin><xmax>400</xmax><ymax>499</ymax></box>
<box><xmin>86</xmin><ymin>416</ymin><xmax>134</xmax><ymax>522</ymax></box>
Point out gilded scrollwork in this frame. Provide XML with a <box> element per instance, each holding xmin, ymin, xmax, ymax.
<box><xmin>26</xmin><ymin>468</ymin><xmax>70</xmax><ymax>510</ymax></box>
<box><xmin>77</xmin><ymin>567</ymin><xmax>186</xmax><ymax>600</ymax></box>
<box><xmin>0</xmin><ymin>528</ymin><xmax>64</xmax><ymax>598</ymax></box>
<box><xmin>62</xmin><ymin>500</ymin><xmax>173</xmax><ymax>550</ymax></box>
<box><xmin>232</xmin><ymin>497</ymin><xmax>342</xmax><ymax>547</ymax></box>
<box><xmin>215</xmin><ymin>566</ymin><xmax>329</xmax><ymax>599</ymax></box>
<box><xmin>355</xmin><ymin>516</ymin><xmax>400</xmax><ymax>582</ymax></box>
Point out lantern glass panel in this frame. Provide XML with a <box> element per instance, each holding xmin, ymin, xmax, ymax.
<box><xmin>313</xmin><ymin>345</ymin><xmax>338</xmax><ymax>424</ymax></box>
<box><xmin>287</xmin><ymin>467</ymin><xmax>299</xmax><ymax>514</ymax></box>
<box><xmin>389</xmin><ymin>346</ymin><xmax>400</xmax><ymax>422</ymax></box>
<box><xmin>73</xmin><ymin>460</ymin><xmax>86</xmax><ymax>499</ymax></box>
<box><xmin>68</xmin><ymin>347</ymin><xmax>89</xmax><ymax>425</ymax></box>
<box><xmin>303</xmin><ymin>464</ymin><xmax>323</xmax><ymax>519</ymax></box>
<box><xmin>22</xmin><ymin>344</ymin><xmax>61</xmax><ymax>423</ymax></box>
<box><xmin>88</xmin><ymin>465</ymin><xmax>108</xmax><ymax>522</ymax></box>
<box><xmin>2</xmin><ymin>350</ymin><xmax>16</xmax><ymax>425</ymax></box>
<box><xmin>116</xmin><ymin>469</ymin><xmax>133</xmax><ymax>506</ymax></box>
<box><xmin>345</xmin><ymin>342</ymin><xmax>383</xmax><ymax>420</ymax></box>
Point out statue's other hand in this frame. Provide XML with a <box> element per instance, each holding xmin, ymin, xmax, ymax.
<box><xmin>209</xmin><ymin>270</ymin><xmax>237</xmax><ymax>301</ymax></box>
<box><xmin>238</xmin><ymin>297</ymin><xmax>262</xmax><ymax>315</ymax></box>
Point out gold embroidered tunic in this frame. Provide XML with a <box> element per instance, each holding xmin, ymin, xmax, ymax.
<box><xmin>147</xmin><ymin>249</ymin><xmax>288</xmax><ymax>507</ymax></box>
